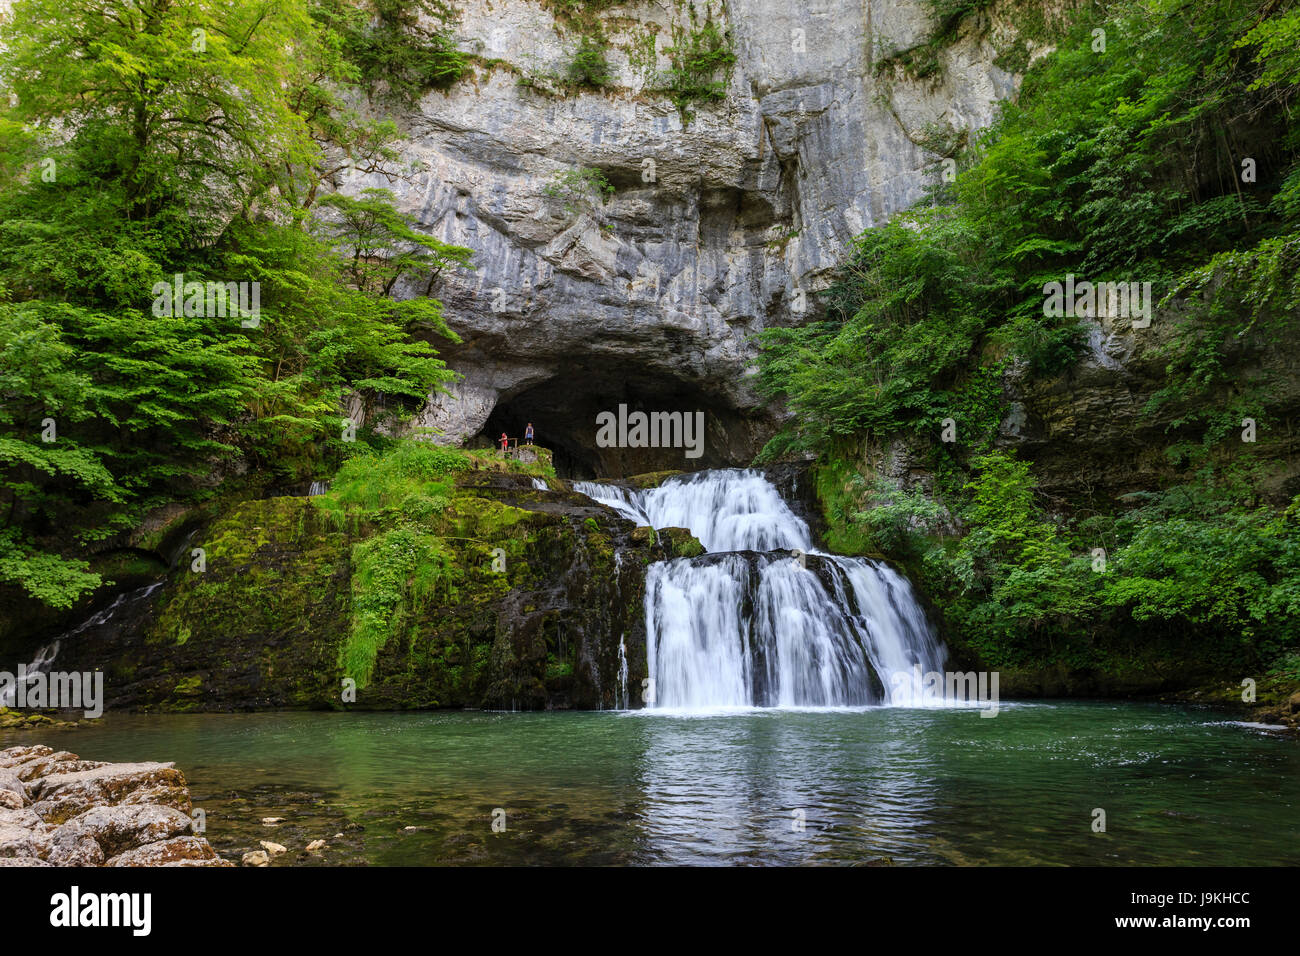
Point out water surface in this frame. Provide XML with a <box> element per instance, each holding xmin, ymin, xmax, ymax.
<box><xmin>6</xmin><ymin>701</ymin><xmax>1296</xmax><ymax>866</ymax></box>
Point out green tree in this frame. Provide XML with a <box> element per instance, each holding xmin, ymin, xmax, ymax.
<box><xmin>0</xmin><ymin>0</ymin><xmax>473</xmax><ymax>612</ymax></box>
<box><xmin>315</xmin><ymin>187</ymin><xmax>473</xmax><ymax>298</ymax></box>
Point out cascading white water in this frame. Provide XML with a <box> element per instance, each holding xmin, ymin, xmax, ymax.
<box><xmin>0</xmin><ymin>582</ymin><xmax>164</xmax><ymax>708</ymax></box>
<box><xmin>574</xmin><ymin>471</ymin><xmax>810</xmax><ymax>552</ymax></box>
<box><xmin>577</xmin><ymin>469</ymin><xmax>946</xmax><ymax>710</ymax></box>
<box><xmin>617</xmin><ymin>636</ymin><xmax>629</xmax><ymax>710</ymax></box>
<box><xmin>0</xmin><ymin>640</ymin><xmax>60</xmax><ymax>709</ymax></box>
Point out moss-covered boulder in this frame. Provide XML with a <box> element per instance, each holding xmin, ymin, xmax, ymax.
<box><xmin>34</xmin><ymin>470</ymin><xmax>683</xmax><ymax>712</ymax></box>
<box><xmin>620</xmin><ymin>470</ymin><xmax>684</xmax><ymax>489</ymax></box>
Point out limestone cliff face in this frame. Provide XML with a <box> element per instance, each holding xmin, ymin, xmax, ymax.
<box><xmin>347</xmin><ymin>0</ymin><xmax>1024</xmax><ymax>475</ymax></box>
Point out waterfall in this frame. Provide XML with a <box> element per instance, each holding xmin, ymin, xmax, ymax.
<box><xmin>617</xmin><ymin>636</ymin><xmax>629</xmax><ymax>711</ymax></box>
<box><xmin>577</xmin><ymin>469</ymin><xmax>945</xmax><ymax>710</ymax></box>
<box><xmin>0</xmin><ymin>641</ymin><xmax>60</xmax><ymax>709</ymax></box>
<box><xmin>574</xmin><ymin>471</ymin><xmax>808</xmax><ymax>552</ymax></box>
<box><xmin>0</xmin><ymin>581</ymin><xmax>164</xmax><ymax>708</ymax></box>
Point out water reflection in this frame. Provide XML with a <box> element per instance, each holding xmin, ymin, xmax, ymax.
<box><xmin>637</xmin><ymin>710</ymin><xmax>953</xmax><ymax>863</ymax></box>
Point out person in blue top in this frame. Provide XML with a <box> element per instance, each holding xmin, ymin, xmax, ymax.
<box><xmin>525</xmin><ymin>423</ymin><xmax>534</xmax><ymax>445</ymax></box>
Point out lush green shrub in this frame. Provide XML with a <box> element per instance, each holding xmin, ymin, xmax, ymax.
<box><xmin>0</xmin><ymin>0</ymin><xmax>476</xmax><ymax>610</ymax></box>
<box><xmin>567</xmin><ymin>36</ymin><xmax>612</xmax><ymax>88</ymax></box>
<box><xmin>316</xmin><ymin>441</ymin><xmax>471</xmax><ymax>522</ymax></box>
<box><xmin>767</xmin><ymin>0</ymin><xmax>1300</xmax><ymax>673</ymax></box>
<box><xmin>314</xmin><ymin>0</ymin><xmax>468</xmax><ymax>102</ymax></box>
<box><xmin>344</xmin><ymin>526</ymin><xmax>455</xmax><ymax>685</ymax></box>
<box><xmin>543</xmin><ymin>166</ymin><xmax>615</xmax><ymax>216</ymax></box>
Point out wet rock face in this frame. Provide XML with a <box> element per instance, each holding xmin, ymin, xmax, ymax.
<box><xmin>0</xmin><ymin>745</ymin><xmax>230</xmax><ymax>866</ymax></box>
<box><xmin>358</xmin><ymin>0</ymin><xmax>1020</xmax><ymax>472</ymax></box>
<box><xmin>761</xmin><ymin>462</ymin><xmax>824</xmax><ymax>544</ymax></box>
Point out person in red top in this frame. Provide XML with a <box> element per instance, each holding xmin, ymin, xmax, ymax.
<box><xmin>500</xmin><ymin>432</ymin><xmax>509</xmax><ymax>453</ymax></box>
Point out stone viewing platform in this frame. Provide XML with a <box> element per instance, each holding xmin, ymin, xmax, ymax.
<box><xmin>510</xmin><ymin>443</ymin><xmax>549</xmax><ymax>467</ymax></box>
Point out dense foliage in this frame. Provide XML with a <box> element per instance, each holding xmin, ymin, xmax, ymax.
<box><xmin>312</xmin><ymin>439</ymin><xmax>553</xmax><ymax>685</ymax></box>
<box><xmin>314</xmin><ymin>0</ymin><xmax>469</xmax><ymax>103</ymax></box>
<box><xmin>760</xmin><ymin>0</ymin><xmax>1300</xmax><ymax>678</ymax></box>
<box><xmin>566</xmin><ymin>36</ymin><xmax>614</xmax><ymax>89</ymax></box>
<box><xmin>0</xmin><ymin>0</ymin><xmax>474</xmax><ymax>611</ymax></box>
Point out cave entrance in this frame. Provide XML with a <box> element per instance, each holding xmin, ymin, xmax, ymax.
<box><xmin>478</xmin><ymin>365</ymin><xmax>763</xmax><ymax>480</ymax></box>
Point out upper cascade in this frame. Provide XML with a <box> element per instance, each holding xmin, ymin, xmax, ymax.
<box><xmin>573</xmin><ymin>469</ymin><xmax>812</xmax><ymax>553</ymax></box>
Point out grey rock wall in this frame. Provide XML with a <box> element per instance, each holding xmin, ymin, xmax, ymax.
<box><xmin>338</xmin><ymin>0</ymin><xmax>1025</xmax><ymax>474</ymax></box>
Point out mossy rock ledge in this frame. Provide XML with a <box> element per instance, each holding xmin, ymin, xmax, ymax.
<box><xmin>26</xmin><ymin>473</ymin><xmax>701</xmax><ymax>713</ymax></box>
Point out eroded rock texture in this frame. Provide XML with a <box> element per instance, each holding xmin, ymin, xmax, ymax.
<box><xmin>0</xmin><ymin>745</ymin><xmax>230</xmax><ymax>866</ymax></box>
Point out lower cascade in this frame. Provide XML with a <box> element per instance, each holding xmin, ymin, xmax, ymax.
<box><xmin>575</xmin><ymin>470</ymin><xmax>946</xmax><ymax>710</ymax></box>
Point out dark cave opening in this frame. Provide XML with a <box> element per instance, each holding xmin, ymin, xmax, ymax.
<box><xmin>477</xmin><ymin>364</ymin><xmax>767</xmax><ymax>480</ymax></box>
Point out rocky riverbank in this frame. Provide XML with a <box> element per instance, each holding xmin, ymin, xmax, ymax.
<box><xmin>1155</xmin><ymin>686</ymin><xmax>1300</xmax><ymax>735</ymax></box>
<box><xmin>0</xmin><ymin>745</ymin><xmax>230</xmax><ymax>866</ymax></box>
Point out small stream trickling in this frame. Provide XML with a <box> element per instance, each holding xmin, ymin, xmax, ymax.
<box><xmin>0</xmin><ymin>582</ymin><xmax>163</xmax><ymax>708</ymax></box>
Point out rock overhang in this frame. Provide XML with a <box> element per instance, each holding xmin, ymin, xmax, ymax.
<box><xmin>349</xmin><ymin>0</ymin><xmax>1023</xmax><ymax>471</ymax></box>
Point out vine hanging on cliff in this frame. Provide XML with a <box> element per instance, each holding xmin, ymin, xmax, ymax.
<box><xmin>661</xmin><ymin>4</ymin><xmax>736</xmax><ymax>124</ymax></box>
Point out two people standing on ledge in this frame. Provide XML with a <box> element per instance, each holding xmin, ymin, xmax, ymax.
<box><xmin>499</xmin><ymin>423</ymin><xmax>535</xmax><ymax>454</ymax></box>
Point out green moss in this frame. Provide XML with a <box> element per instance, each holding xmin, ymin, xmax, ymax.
<box><xmin>342</xmin><ymin>526</ymin><xmax>455</xmax><ymax>688</ymax></box>
<box><xmin>120</xmin><ymin>438</ymin><xmax>662</xmax><ymax>711</ymax></box>
<box><xmin>173</xmin><ymin>675</ymin><xmax>202</xmax><ymax>697</ymax></box>
<box><xmin>623</xmin><ymin>470</ymin><xmax>683</xmax><ymax>488</ymax></box>
<box><xmin>813</xmin><ymin>455</ymin><xmax>878</xmax><ymax>556</ymax></box>
<box><xmin>671</xmin><ymin>533</ymin><xmax>704</xmax><ymax>559</ymax></box>
<box><xmin>545</xmin><ymin>656</ymin><xmax>575</xmax><ymax>679</ymax></box>
<box><xmin>442</xmin><ymin>493</ymin><xmax>534</xmax><ymax>539</ymax></box>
